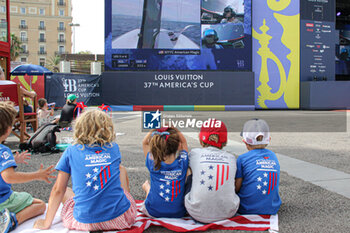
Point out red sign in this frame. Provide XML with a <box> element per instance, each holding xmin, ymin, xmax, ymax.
<box><xmin>0</xmin><ymin>82</ymin><xmax>19</xmax><ymax>105</ymax></box>
<box><xmin>10</xmin><ymin>74</ymin><xmax>45</xmax><ymax>100</ymax></box>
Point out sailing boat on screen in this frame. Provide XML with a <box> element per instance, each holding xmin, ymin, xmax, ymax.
<box><xmin>112</xmin><ymin>0</ymin><xmax>199</xmax><ymax>49</ymax></box>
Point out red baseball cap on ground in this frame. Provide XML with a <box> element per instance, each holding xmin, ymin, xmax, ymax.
<box><xmin>199</xmin><ymin>119</ymin><xmax>227</xmax><ymax>148</ymax></box>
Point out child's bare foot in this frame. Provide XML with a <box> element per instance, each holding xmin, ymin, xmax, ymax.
<box><xmin>142</xmin><ymin>180</ymin><xmax>150</xmax><ymax>197</ymax></box>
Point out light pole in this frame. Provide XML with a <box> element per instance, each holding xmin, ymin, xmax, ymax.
<box><xmin>69</xmin><ymin>23</ymin><xmax>80</xmax><ymax>54</ymax></box>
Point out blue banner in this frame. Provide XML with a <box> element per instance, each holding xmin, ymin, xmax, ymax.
<box><xmin>45</xmin><ymin>74</ymin><xmax>102</xmax><ymax>107</ymax></box>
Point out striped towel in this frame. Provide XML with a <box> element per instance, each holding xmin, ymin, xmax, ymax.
<box><xmin>121</xmin><ymin>200</ymin><xmax>279</xmax><ymax>232</ymax></box>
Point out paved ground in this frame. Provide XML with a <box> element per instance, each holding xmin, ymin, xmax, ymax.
<box><xmin>5</xmin><ymin>110</ymin><xmax>350</xmax><ymax>233</ymax></box>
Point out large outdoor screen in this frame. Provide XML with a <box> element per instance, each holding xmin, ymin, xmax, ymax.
<box><xmin>105</xmin><ymin>0</ymin><xmax>252</xmax><ymax>71</ymax></box>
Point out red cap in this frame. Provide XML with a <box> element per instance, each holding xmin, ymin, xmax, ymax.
<box><xmin>199</xmin><ymin>119</ymin><xmax>227</xmax><ymax>148</ymax></box>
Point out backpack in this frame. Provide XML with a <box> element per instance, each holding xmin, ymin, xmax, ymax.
<box><xmin>20</xmin><ymin>123</ymin><xmax>61</xmax><ymax>153</ymax></box>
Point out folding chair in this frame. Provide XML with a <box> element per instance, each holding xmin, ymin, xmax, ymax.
<box><xmin>0</xmin><ymin>81</ymin><xmax>38</xmax><ymax>142</ymax></box>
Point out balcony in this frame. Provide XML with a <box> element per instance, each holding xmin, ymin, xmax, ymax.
<box><xmin>38</xmin><ymin>38</ymin><xmax>46</xmax><ymax>42</ymax></box>
<box><xmin>57</xmin><ymin>39</ymin><xmax>66</xmax><ymax>43</ymax></box>
<box><xmin>55</xmin><ymin>51</ymin><xmax>69</xmax><ymax>55</ymax></box>
<box><xmin>20</xmin><ymin>50</ymin><xmax>29</xmax><ymax>55</ymax></box>
<box><xmin>19</xmin><ymin>25</ymin><xmax>28</xmax><ymax>29</ymax></box>
<box><xmin>20</xmin><ymin>37</ymin><xmax>28</xmax><ymax>42</ymax></box>
<box><xmin>38</xmin><ymin>51</ymin><xmax>47</xmax><ymax>55</ymax></box>
<box><xmin>57</xmin><ymin>27</ymin><xmax>66</xmax><ymax>31</ymax></box>
<box><xmin>57</xmin><ymin>1</ymin><xmax>66</xmax><ymax>6</ymax></box>
<box><xmin>38</xmin><ymin>26</ymin><xmax>46</xmax><ymax>30</ymax></box>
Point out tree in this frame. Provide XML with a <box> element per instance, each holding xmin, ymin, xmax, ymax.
<box><xmin>78</xmin><ymin>50</ymin><xmax>92</xmax><ymax>54</ymax></box>
<box><xmin>46</xmin><ymin>55</ymin><xmax>61</xmax><ymax>72</ymax></box>
<box><xmin>10</xmin><ymin>33</ymin><xmax>23</xmax><ymax>61</ymax></box>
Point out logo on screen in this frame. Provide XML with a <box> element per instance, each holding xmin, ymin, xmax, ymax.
<box><xmin>143</xmin><ymin>110</ymin><xmax>161</xmax><ymax>129</ymax></box>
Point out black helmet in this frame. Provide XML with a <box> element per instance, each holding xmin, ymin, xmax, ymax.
<box><xmin>223</xmin><ymin>6</ymin><xmax>236</xmax><ymax>18</ymax></box>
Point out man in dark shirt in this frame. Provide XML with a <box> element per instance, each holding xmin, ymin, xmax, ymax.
<box><xmin>58</xmin><ymin>94</ymin><xmax>77</xmax><ymax>128</ymax></box>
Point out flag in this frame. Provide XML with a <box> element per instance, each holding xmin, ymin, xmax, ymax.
<box><xmin>256</xmin><ymin>171</ymin><xmax>278</xmax><ymax>195</ymax></box>
<box><xmin>120</xmin><ymin>201</ymin><xmax>279</xmax><ymax>233</ymax></box>
<box><xmin>158</xmin><ymin>179</ymin><xmax>181</xmax><ymax>202</ymax></box>
<box><xmin>199</xmin><ymin>163</ymin><xmax>230</xmax><ymax>192</ymax></box>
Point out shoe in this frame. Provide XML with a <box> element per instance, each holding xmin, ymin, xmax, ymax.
<box><xmin>0</xmin><ymin>209</ymin><xmax>11</xmax><ymax>233</ymax></box>
<box><xmin>9</xmin><ymin>212</ymin><xmax>17</xmax><ymax>231</ymax></box>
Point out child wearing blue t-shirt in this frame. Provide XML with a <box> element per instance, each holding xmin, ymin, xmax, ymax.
<box><xmin>0</xmin><ymin>102</ymin><xmax>55</xmax><ymax>233</ymax></box>
<box><xmin>34</xmin><ymin>110</ymin><xmax>137</xmax><ymax>231</ymax></box>
<box><xmin>141</xmin><ymin>127</ymin><xmax>188</xmax><ymax>218</ymax></box>
<box><xmin>235</xmin><ymin>119</ymin><xmax>281</xmax><ymax>215</ymax></box>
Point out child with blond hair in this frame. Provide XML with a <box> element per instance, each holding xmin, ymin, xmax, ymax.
<box><xmin>141</xmin><ymin>127</ymin><xmax>188</xmax><ymax>218</ymax></box>
<box><xmin>185</xmin><ymin>119</ymin><xmax>240</xmax><ymax>223</ymax></box>
<box><xmin>34</xmin><ymin>110</ymin><xmax>137</xmax><ymax>231</ymax></box>
<box><xmin>235</xmin><ymin>119</ymin><xmax>281</xmax><ymax>215</ymax></box>
<box><xmin>0</xmin><ymin>101</ymin><xmax>55</xmax><ymax>233</ymax></box>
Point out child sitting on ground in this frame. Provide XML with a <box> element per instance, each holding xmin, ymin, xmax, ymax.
<box><xmin>141</xmin><ymin>127</ymin><xmax>188</xmax><ymax>218</ymax></box>
<box><xmin>185</xmin><ymin>119</ymin><xmax>240</xmax><ymax>223</ymax></box>
<box><xmin>235</xmin><ymin>119</ymin><xmax>281</xmax><ymax>215</ymax></box>
<box><xmin>37</xmin><ymin>98</ymin><xmax>58</xmax><ymax>128</ymax></box>
<box><xmin>0</xmin><ymin>101</ymin><xmax>56</xmax><ymax>233</ymax></box>
<box><xmin>34</xmin><ymin>109</ymin><xmax>137</xmax><ymax>231</ymax></box>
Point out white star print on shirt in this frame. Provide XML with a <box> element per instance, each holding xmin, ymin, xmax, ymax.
<box><xmin>165</xmin><ymin>197</ymin><xmax>170</xmax><ymax>202</ymax></box>
<box><xmin>160</xmin><ymin>192</ymin><xmax>164</xmax><ymax>197</ymax></box>
<box><xmin>93</xmin><ymin>167</ymin><xmax>99</xmax><ymax>173</ymax></box>
<box><xmin>160</xmin><ymin>184</ymin><xmax>164</xmax><ymax>189</ymax></box>
<box><xmin>262</xmin><ymin>190</ymin><xmax>267</xmax><ymax>195</ymax></box>
<box><xmin>257</xmin><ymin>184</ymin><xmax>262</xmax><ymax>190</ymax></box>
<box><xmin>93</xmin><ymin>185</ymin><xmax>99</xmax><ymax>191</ymax></box>
<box><xmin>165</xmin><ymin>189</ymin><xmax>170</xmax><ymax>194</ymax></box>
<box><xmin>93</xmin><ymin>176</ymin><xmax>98</xmax><ymax>181</ymax></box>
<box><xmin>86</xmin><ymin>181</ymin><xmax>92</xmax><ymax>187</ymax></box>
<box><xmin>263</xmin><ymin>181</ymin><xmax>268</xmax><ymax>186</ymax></box>
<box><xmin>257</xmin><ymin>177</ymin><xmax>262</xmax><ymax>182</ymax></box>
<box><xmin>263</xmin><ymin>172</ymin><xmax>268</xmax><ymax>178</ymax></box>
<box><xmin>86</xmin><ymin>173</ymin><xmax>91</xmax><ymax>178</ymax></box>
<box><xmin>166</xmin><ymin>181</ymin><xmax>170</xmax><ymax>186</ymax></box>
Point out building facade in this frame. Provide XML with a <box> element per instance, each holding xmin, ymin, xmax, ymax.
<box><xmin>2</xmin><ymin>0</ymin><xmax>72</xmax><ymax>66</ymax></box>
<box><xmin>0</xmin><ymin>0</ymin><xmax>10</xmax><ymax>77</ymax></box>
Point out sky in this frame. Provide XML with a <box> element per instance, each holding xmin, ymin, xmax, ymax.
<box><xmin>72</xmin><ymin>0</ymin><xmax>105</xmax><ymax>54</ymax></box>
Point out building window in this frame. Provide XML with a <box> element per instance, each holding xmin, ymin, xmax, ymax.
<box><xmin>59</xmin><ymin>22</ymin><xmax>64</xmax><ymax>29</ymax></box>
<box><xmin>59</xmin><ymin>45</ymin><xmax>65</xmax><ymax>53</ymax></box>
<box><xmin>20</xmin><ymin>7</ymin><xmax>26</xmax><ymax>14</ymax></box>
<box><xmin>59</xmin><ymin>10</ymin><xmax>64</xmax><ymax>16</ymax></box>
<box><xmin>21</xmin><ymin>57</ymin><xmax>27</xmax><ymax>63</ymax></box>
<box><xmin>59</xmin><ymin>34</ymin><xmax>65</xmax><ymax>41</ymax></box>
<box><xmin>39</xmin><ymin>21</ymin><xmax>45</xmax><ymax>30</ymax></box>
<box><xmin>20</xmin><ymin>20</ymin><xmax>26</xmax><ymax>26</ymax></box>
<box><xmin>21</xmin><ymin>44</ymin><xmax>26</xmax><ymax>51</ymax></box>
<box><xmin>39</xmin><ymin>58</ymin><xmax>45</xmax><ymax>66</ymax></box>
<box><xmin>39</xmin><ymin>46</ymin><xmax>45</xmax><ymax>54</ymax></box>
<box><xmin>20</xmin><ymin>32</ymin><xmax>27</xmax><ymax>41</ymax></box>
<box><xmin>1</xmin><ymin>6</ymin><xmax>6</xmax><ymax>13</ymax></box>
<box><xmin>39</xmin><ymin>33</ymin><xmax>45</xmax><ymax>42</ymax></box>
<box><xmin>39</xmin><ymin>8</ymin><xmax>45</xmax><ymax>15</ymax></box>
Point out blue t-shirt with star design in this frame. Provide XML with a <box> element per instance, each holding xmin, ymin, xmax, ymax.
<box><xmin>236</xmin><ymin>148</ymin><xmax>281</xmax><ymax>215</ymax></box>
<box><xmin>56</xmin><ymin>143</ymin><xmax>130</xmax><ymax>223</ymax></box>
<box><xmin>145</xmin><ymin>150</ymin><xmax>188</xmax><ymax>218</ymax></box>
<box><xmin>0</xmin><ymin>144</ymin><xmax>17</xmax><ymax>203</ymax></box>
